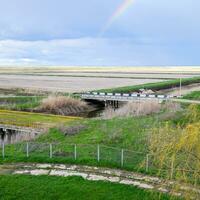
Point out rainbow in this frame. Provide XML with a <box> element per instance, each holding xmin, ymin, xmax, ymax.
<box><xmin>99</xmin><ymin>0</ymin><xmax>135</xmax><ymax>36</ymax></box>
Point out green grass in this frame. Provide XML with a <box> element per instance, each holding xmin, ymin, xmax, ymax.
<box><xmin>0</xmin><ymin>96</ymin><xmax>43</xmax><ymax>111</ymax></box>
<box><xmin>0</xmin><ymin>115</ymin><xmax>162</xmax><ymax>173</ymax></box>
<box><xmin>96</xmin><ymin>76</ymin><xmax>200</xmax><ymax>93</ymax></box>
<box><xmin>0</xmin><ymin>88</ymin><xmax>47</xmax><ymax>96</ymax></box>
<box><xmin>183</xmin><ymin>91</ymin><xmax>200</xmax><ymax>100</ymax></box>
<box><xmin>0</xmin><ymin>105</ymin><xmax>198</xmax><ymax>177</ymax></box>
<box><xmin>0</xmin><ymin>175</ymin><xmax>176</xmax><ymax>200</ymax></box>
<box><xmin>37</xmin><ymin>116</ymin><xmax>156</xmax><ymax>151</ymax></box>
<box><xmin>0</xmin><ymin>109</ymin><xmax>80</xmax><ymax>128</ymax></box>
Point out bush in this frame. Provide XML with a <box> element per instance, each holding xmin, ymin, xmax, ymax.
<box><xmin>58</xmin><ymin>124</ymin><xmax>86</xmax><ymax>136</ymax></box>
<box><xmin>38</xmin><ymin>96</ymin><xmax>89</xmax><ymax>115</ymax></box>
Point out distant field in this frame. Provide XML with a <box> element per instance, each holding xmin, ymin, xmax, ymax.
<box><xmin>0</xmin><ymin>66</ymin><xmax>200</xmax><ymax>93</ymax></box>
<box><xmin>0</xmin><ymin>74</ymin><xmax>164</xmax><ymax>93</ymax></box>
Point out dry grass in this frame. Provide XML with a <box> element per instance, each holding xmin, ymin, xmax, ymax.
<box><xmin>101</xmin><ymin>100</ymin><xmax>161</xmax><ymax>119</ymax></box>
<box><xmin>57</xmin><ymin>124</ymin><xmax>86</xmax><ymax>136</ymax></box>
<box><xmin>162</xmin><ymin>101</ymin><xmax>181</xmax><ymax>112</ymax></box>
<box><xmin>38</xmin><ymin>96</ymin><xmax>89</xmax><ymax>115</ymax></box>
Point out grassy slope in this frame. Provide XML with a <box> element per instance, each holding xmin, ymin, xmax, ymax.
<box><xmin>0</xmin><ymin>107</ymin><xmax>190</xmax><ymax>172</ymax></box>
<box><xmin>0</xmin><ymin>175</ymin><xmax>174</xmax><ymax>200</ymax></box>
<box><xmin>97</xmin><ymin>76</ymin><xmax>200</xmax><ymax>93</ymax></box>
<box><xmin>1</xmin><ymin>115</ymin><xmax>163</xmax><ymax>172</ymax></box>
<box><xmin>37</xmin><ymin>116</ymin><xmax>156</xmax><ymax>151</ymax></box>
<box><xmin>183</xmin><ymin>91</ymin><xmax>200</xmax><ymax>100</ymax></box>
<box><xmin>0</xmin><ymin>96</ymin><xmax>43</xmax><ymax>111</ymax></box>
<box><xmin>0</xmin><ymin>110</ymin><xmax>79</xmax><ymax>128</ymax></box>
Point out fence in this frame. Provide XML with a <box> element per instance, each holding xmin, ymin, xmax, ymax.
<box><xmin>0</xmin><ymin>142</ymin><xmax>152</xmax><ymax>172</ymax></box>
<box><xmin>0</xmin><ymin>142</ymin><xmax>197</xmax><ymax>179</ymax></box>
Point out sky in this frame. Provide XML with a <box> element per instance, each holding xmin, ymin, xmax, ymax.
<box><xmin>0</xmin><ymin>0</ymin><xmax>200</xmax><ymax>66</ymax></box>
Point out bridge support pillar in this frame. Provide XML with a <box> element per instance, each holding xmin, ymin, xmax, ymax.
<box><xmin>104</xmin><ymin>100</ymin><xmax>119</xmax><ymax>109</ymax></box>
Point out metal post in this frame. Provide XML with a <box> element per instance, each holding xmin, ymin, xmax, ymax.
<box><xmin>179</xmin><ymin>77</ymin><xmax>182</xmax><ymax>96</ymax></box>
<box><xmin>49</xmin><ymin>144</ymin><xmax>52</xmax><ymax>158</ymax></box>
<box><xmin>97</xmin><ymin>144</ymin><xmax>100</xmax><ymax>162</ymax></box>
<box><xmin>146</xmin><ymin>154</ymin><xmax>149</xmax><ymax>172</ymax></box>
<box><xmin>121</xmin><ymin>149</ymin><xmax>124</xmax><ymax>167</ymax></box>
<box><xmin>26</xmin><ymin>142</ymin><xmax>29</xmax><ymax>158</ymax></box>
<box><xmin>2</xmin><ymin>142</ymin><xmax>5</xmax><ymax>159</ymax></box>
<box><xmin>74</xmin><ymin>144</ymin><xmax>77</xmax><ymax>160</ymax></box>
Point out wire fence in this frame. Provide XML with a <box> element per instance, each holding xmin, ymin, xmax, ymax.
<box><xmin>0</xmin><ymin>142</ymin><xmax>198</xmax><ymax>180</ymax></box>
<box><xmin>0</xmin><ymin>142</ymin><xmax>151</xmax><ymax>170</ymax></box>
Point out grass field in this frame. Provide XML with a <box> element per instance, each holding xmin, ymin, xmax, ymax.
<box><xmin>0</xmin><ymin>175</ymin><xmax>175</xmax><ymax>200</ymax></box>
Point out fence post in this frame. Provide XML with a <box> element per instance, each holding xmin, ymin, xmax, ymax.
<box><xmin>146</xmin><ymin>154</ymin><xmax>149</xmax><ymax>172</ymax></box>
<box><xmin>26</xmin><ymin>142</ymin><xmax>29</xmax><ymax>158</ymax></box>
<box><xmin>97</xmin><ymin>144</ymin><xmax>100</xmax><ymax>162</ymax></box>
<box><xmin>74</xmin><ymin>144</ymin><xmax>77</xmax><ymax>160</ymax></box>
<box><xmin>170</xmin><ymin>158</ymin><xmax>174</xmax><ymax>179</ymax></box>
<box><xmin>49</xmin><ymin>144</ymin><xmax>52</xmax><ymax>158</ymax></box>
<box><xmin>121</xmin><ymin>149</ymin><xmax>124</xmax><ymax>167</ymax></box>
<box><xmin>2</xmin><ymin>142</ymin><xmax>5</xmax><ymax>159</ymax></box>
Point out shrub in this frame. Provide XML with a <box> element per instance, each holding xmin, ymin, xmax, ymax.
<box><xmin>38</xmin><ymin>96</ymin><xmax>89</xmax><ymax>115</ymax></box>
<box><xmin>58</xmin><ymin>124</ymin><xmax>86</xmax><ymax>136</ymax></box>
<box><xmin>162</xmin><ymin>101</ymin><xmax>181</xmax><ymax>112</ymax></box>
<box><xmin>149</xmin><ymin>121</ymin><xmax>200</xmax><ymax>199</ymax></box>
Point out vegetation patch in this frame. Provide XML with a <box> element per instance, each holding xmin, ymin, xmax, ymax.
<box><xmin>0</xmin><ymin>109</ymin><xmax>79</xmax><ymax>128</ymax></box>
<box><xmin>0</xmin><ymin>96</ymin><xmax>43</xmax><ymax>111</ymax></box>
<box><xmin>149</xmin><ymin>106</ymin><xmax>200</xmax><ymax>199</ymax></box>
<box><xmin>37</xmin><ymin>96</ymin><xmax>90</xmax><ymax>116</ymax></box>
<box><xmin>97</xmin><ymin>76</ymin><xmax>200</xmax><ymax>93</ymax></box>
<box><xmin>58</xmin><ymin>124</ymin><xmax>87</xmax><ymax>136</ymax></box>
<box><xmin>183</xmin><ymin>91</ymin><xmax>200</xmax><ymax>100</ymax></box>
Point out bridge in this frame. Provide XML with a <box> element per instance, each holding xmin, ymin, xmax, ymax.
<box><xmin>81</xmin><ymin>92</ymin><xmax>181</xmax><ymax>108</ymax></box>
<box><xmin>0</xmin><ymin>124</ymin><xmax>42</xmax><ymax>145</ymax></box>
<box><xmin>81</xmin><ymin>92</ymin><xmax>180</xmax><ymax>101</ymax></box>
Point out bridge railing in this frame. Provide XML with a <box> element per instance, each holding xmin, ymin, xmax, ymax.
<box><xmin>81</xmin><ymin>92</ymin><xmax>181</xmax><ymax>99</ymax></box>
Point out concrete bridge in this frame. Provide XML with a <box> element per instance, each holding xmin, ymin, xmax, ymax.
<box><xmin>81</xmin><ymin>92</ymin><xmax>181</xmax><ymax>108</ymax></box>
<box><xmin>0</xmin><ymin>124</ymin><xmax>42</xmax><ymax>145</ymax></box>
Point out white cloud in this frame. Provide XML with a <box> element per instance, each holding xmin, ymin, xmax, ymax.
<box><xmin>0</xmin><ymin>37</ymin><xmax>198</xmax><ymax>66</ymax></box>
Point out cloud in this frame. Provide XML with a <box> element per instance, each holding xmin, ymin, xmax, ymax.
<box><xmin>0</xmin><ymin>36</ymin><xmax>199</xmax><ymax>66</ymax></box>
